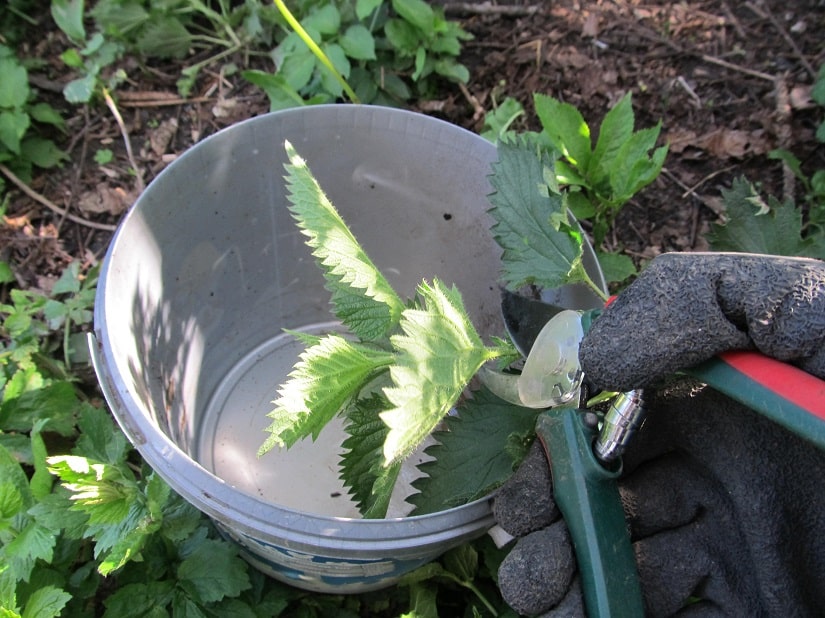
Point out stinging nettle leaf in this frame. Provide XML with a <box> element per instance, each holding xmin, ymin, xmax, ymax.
<box><xmin>339</xmin><ymin>392</ymin><xmax>401</xmax><ymax>519</ymax></box>
<box><xmin>260</xmin><ymin>335</ymin><xmax>394</xmax><ymax>453</ymax></box>
<box><xmin>409</xmin><ymin>387</ymin><xmax>538</xmax><ymax>514</ymax></box>
<box><xmin>380</xmin><ymin>280</ymin><xmax>494</xmax><ymax>465</ymax></box>
<box><xmin>283</xmin><ymin>141</ymin><xmax>404</xmax><ymax>340</ymax></box>
<box><xmin>488</xmin><ymin>138</ymin><xmax>584</xmax><ymax>290</ymax></box>
<box><xmin>706</xmin><ymin>177</ymin><xmax>819</xmax><ymax>257</ymax></box>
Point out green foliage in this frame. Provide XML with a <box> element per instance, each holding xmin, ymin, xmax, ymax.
<box><xmin>4</xmin><ymin>259</ymin><xmax>520</xmax><ymax>616</ymax></box>
<box><xmin>488</xmin><ymin>138</ymin><xmax>607</xmax><ymax>300</ymax></box>
<box><xmin>766</xmin><ymin>64</ymin><xmax>825</xmax><ymax>235</ymax></box>
<box><xmin>481</xmin><ymin>96</ymin><xmax>525</xmax><ymax>143</ymax></box>
<box><xmin>261</xmin><ymin>142</ymin><xmax>516</xmax><ymax>515</ymax></box>
<box><xmin>706</xmin><ymin>177</ymin><xmax>825</xmax><ymax>258</ymax></box>
<box><xmin>252</xmin><ymin>0</ymin><xmax>471</xmax><ymax>109</ymax></box>
<box><xmin>410</xmin><ymin>387</ymin><xmax>539</xmax><ymax>514</ymax></box>
<box><xmin>0</xmin><ymin>46</ymin><xmax>67</xmax><ymax>190</ymax></box>
<box><xmin>533</xmin><ymin>92</ymin><xmax>668</xmax><ymax>281</ymax></box>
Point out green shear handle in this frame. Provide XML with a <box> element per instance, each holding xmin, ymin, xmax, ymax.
<box><xmin>536</xmin><ymin>405</ymin><xmax>644</xmax><ymax>617</ymax></box>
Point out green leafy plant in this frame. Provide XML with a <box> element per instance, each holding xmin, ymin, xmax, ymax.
<box><xmin>533</xmin><ymin>92</ymin><xmax>668</xmax><ymax>282</ymax></box>
<box><xmin>247</xmin><ymin>0</ymin><xmax>472</xmax><ymax>110</ymax></box>
<box><xmin>260</xmin><ymin>122</ymin><xmax>622</xmax><ymax>518</ymax></box>
<box><xmin>705</xmin><ymin>177</ymin><xmax>825</xmax><ymax>258</ymax></box>
<box><xmin>5</xmin><ymin>259</ymin><xmax>522</xmax><ymax>616</ymax></box>
<box><xmin>0</xmin><ymin>45</ymin><xmax>67</xmax><ymax>193</ymax></box>
<box><xmin>707</xmin><ymin>63</ymin><xmax>825</xmax><ymax>259</ymax></box>
<box><xmin>259</xmin><ymin>141</ymin><xmax>519</xmax><ymax>517</ymax></box>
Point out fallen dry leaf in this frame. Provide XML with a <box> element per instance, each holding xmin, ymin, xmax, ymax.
<box><xmin>665</xmin><ymin>128</ymin><xmax>769</xmax><ymax>159</ymax></box>
<box><xmin>149</xmin><ymin>117</ymin><xmax>179</xmax><ymax>157</ymax></box>
<box><xmin>77</xmin><ymin>183</ymin><xmax>134</xmax><ymax>216</ymax></box>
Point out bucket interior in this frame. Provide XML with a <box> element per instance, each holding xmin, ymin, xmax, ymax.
<box><xmin>96</xmin><ymin>105</ymin><xmax>604</xmax><ymax>521</ymax></box>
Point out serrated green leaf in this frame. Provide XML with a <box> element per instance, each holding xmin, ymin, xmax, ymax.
<box><xmin>706</xmin><ymin>178</ymin><xmax>817</xmax><ymax>257</ymax></box>
<box><xmin>260</xmin><ymin>335</ymin><xmax>394</xmax><ymax>452</ymax></box>
<box><xmin>381</xmin><ymin>280</ymin><xmax>494</xmax><ymax>465</ymax></box>
<box><xmin>20</xmin><ymin>138</ymin><xmax>67</xmax><ymax>169</ymax></box>
<box><xmin>303</xmin><ymin>3</ymin><xmax>341</xmax><ymax>35</ymax></box>
<box><xmin>0</xmin><ymin>445</ymin><xmax>32</xmax><ymax>510</ymax></box>
<box><xmin>46</xmin><ymin>455</ymin><xmax>137</xmax><ymax>524</ymax></box>
<box><xmin>4</xmin><ymin>521</ymin><xmax>56</xmax><ymax>581</ymax></box>
<box><xmin>442</xmin><ymin>544</ymin><xmax>478</xmax><ymax>584</ymax></box>
<box><xmin>409</xmin><ymin>387</ymin><xmax>538</xmax><ymax>514</ymax></box>
<box><xmin>588</xmin><ymin>92</ymin><xmax>634</xmax><ymax>185</ymax></box>
<box><xmin>177</xmin><ymin>539</ymin><xmax>251</xmax><ymax>603</ymax></box>
<box><xmin>20</xmin><ymin>585</ymin><xmax>71</xmax><ymax>618</ymax></box>
<box><xmin>534</xmin><ymin>93</ymin><xmax>591</xmax><ymax>168</ymax></box>
<box><xmin>400</xmin><ymin>582</ymin><xmax>439</xmax><ymax>618</ymax></box>
<box><xmin>385</xmin><ymin>18</ymin><xmax>419</xmax><ymax>55</ymax></box>
<box><xmin>595</xmin><ymin>251</ymin><xmax>637</xmax><ymax>284</ymax></box>
<box><xmin>283</xmin><ymin>141</ymin><xmax>404</xmax><ymax>340</ymax></box>
<box><xmin>339</xmin><ymin>393</ymin><xmax>401</xmax><ymax>518</ymax></box>
<box><xmin>319</xmin><ymin>43</ymin><xmax>351</xmax><ymax>96</ymax></box>
<box><xmin>103</xmin><ymin>581</ymin><xmax>176</xmax><ymax>617</ymax></box>
<box><xmin>0</xmin><ymin>483</ymin><xmax>24</xmax><ymax>520</ymax></box>
<box><xmin>74</xmin><ymin>404</ymin><xmax>129</xmax><ymax>464</ymax></box>
<box><xmin>608</xmin><ymin>125</ymin><xmax>667</xmax><ymax>202</ymax></box>
<box><xmin>488</xmin><ymin>138</ymin><xmax>584</xmax><ymax>290</ymax></box>
<box><xmin>0</xmin><ymin>111</ymin><xmax>29</xmax><ymax>155</ymax></box>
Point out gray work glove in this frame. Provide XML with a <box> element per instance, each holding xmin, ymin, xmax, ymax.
<box><xmin>493</xmin><ymin>253</ymin><xmax>825</xmax><ymax>616</ymax></box>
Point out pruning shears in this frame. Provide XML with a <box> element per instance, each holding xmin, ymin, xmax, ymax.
<box><xmin>482</xmin><ymin>291</ymin><xmax>825</xmax><ymax>618</ymax></box>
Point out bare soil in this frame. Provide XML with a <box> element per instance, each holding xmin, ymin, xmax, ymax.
<box><xmin>3</xmin><ymin>0</ymin><xmax>825</xmax><ymax>292</ymax></box>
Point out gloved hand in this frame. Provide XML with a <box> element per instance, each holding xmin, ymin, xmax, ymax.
<box><xmin>493</xmin><ymin>252</ymin><xmax>825</xmax><ymax>617</ymax></box>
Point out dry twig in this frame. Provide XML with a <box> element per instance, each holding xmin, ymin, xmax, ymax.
<box><xmin>0</xmin><ymin>164</ymin><xmax>117</xmax><ymax>232</ymax></box>
<box><xmin>443</xmin><ymin>2</ymin><xmax>540</xmax><ymax>16</ymax></box>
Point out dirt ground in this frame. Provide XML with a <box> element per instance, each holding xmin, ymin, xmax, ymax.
<box><xmin>3</xmin><ymin>0</ymin><xmax>824</xmax><ymax>292</ymax></box>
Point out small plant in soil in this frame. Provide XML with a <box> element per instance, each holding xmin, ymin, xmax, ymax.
<box><xmin>260</xmin><ymin>96</ymin><xmax>668</xmax><ymax>518</ymax></box>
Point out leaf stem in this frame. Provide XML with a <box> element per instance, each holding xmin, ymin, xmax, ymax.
<box><xmin>577</xmin><ymin>262</ymin><xmax>610</xmax><ymax>302</ymax></box>
<box><xmin>273</xmin><ymin>0</ymin><xmax>361</xmax><ymax>104</ymax></box>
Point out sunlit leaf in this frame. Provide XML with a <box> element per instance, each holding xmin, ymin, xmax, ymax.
<box><xmin>260</xmin><ymin>335</ymin><xmax>394</xmax><ymax>452</ymax></box>
<box><xmin>381</xmin><ymin>280</ymin><xmax>494</xmax><ymax>465</ymax></box>
<box><xmin>283</xmin><ymin>141</ymin><xmax>404</xmax><ymax>340</ymax></box>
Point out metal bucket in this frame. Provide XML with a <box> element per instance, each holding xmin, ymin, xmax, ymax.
<box><xmin>90</xmin><ymin>105</ymin><xmax>605</xmax><ymax>593</ymax></box>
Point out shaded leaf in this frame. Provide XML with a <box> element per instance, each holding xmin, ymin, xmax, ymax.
<box><xmin>707</xmin><ymin>177</ymin><xmax>823</xmax><ymax>258</ymax></box>
<box><xmin>488</xmin><ymin>138</ymin><xmax>584</xmax><ymax>290</ymax></box>
<box><xmin>409</xmin><ymin>388</ymin><xmax>538</xmax><ymax>514</ymax></box>
<box><xmin>340</xmin><ymin>393</ymin><xmax>401</xmax><ymax>518</ymax></box>
<box><xmin>177</xmin><ymin>539</ymin><xmax>251</xmax><ymax>603</ymax></box>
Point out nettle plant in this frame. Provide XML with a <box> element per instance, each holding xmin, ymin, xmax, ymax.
<box><xmin>260</xmin><ymin>95</ymin><xmax>667</xmax><ymax>518</ymax></box>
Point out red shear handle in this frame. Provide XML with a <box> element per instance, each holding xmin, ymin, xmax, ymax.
<box><xmin>685</xmin><ymin>351</ymin><xmax>825</xmax><ymax>451</ymax></box>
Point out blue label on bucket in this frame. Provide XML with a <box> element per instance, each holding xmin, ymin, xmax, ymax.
<box><xmin>214</xmin><ymin>521</ymin><xmax>428</xmax><ymax>594</ymax></box>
